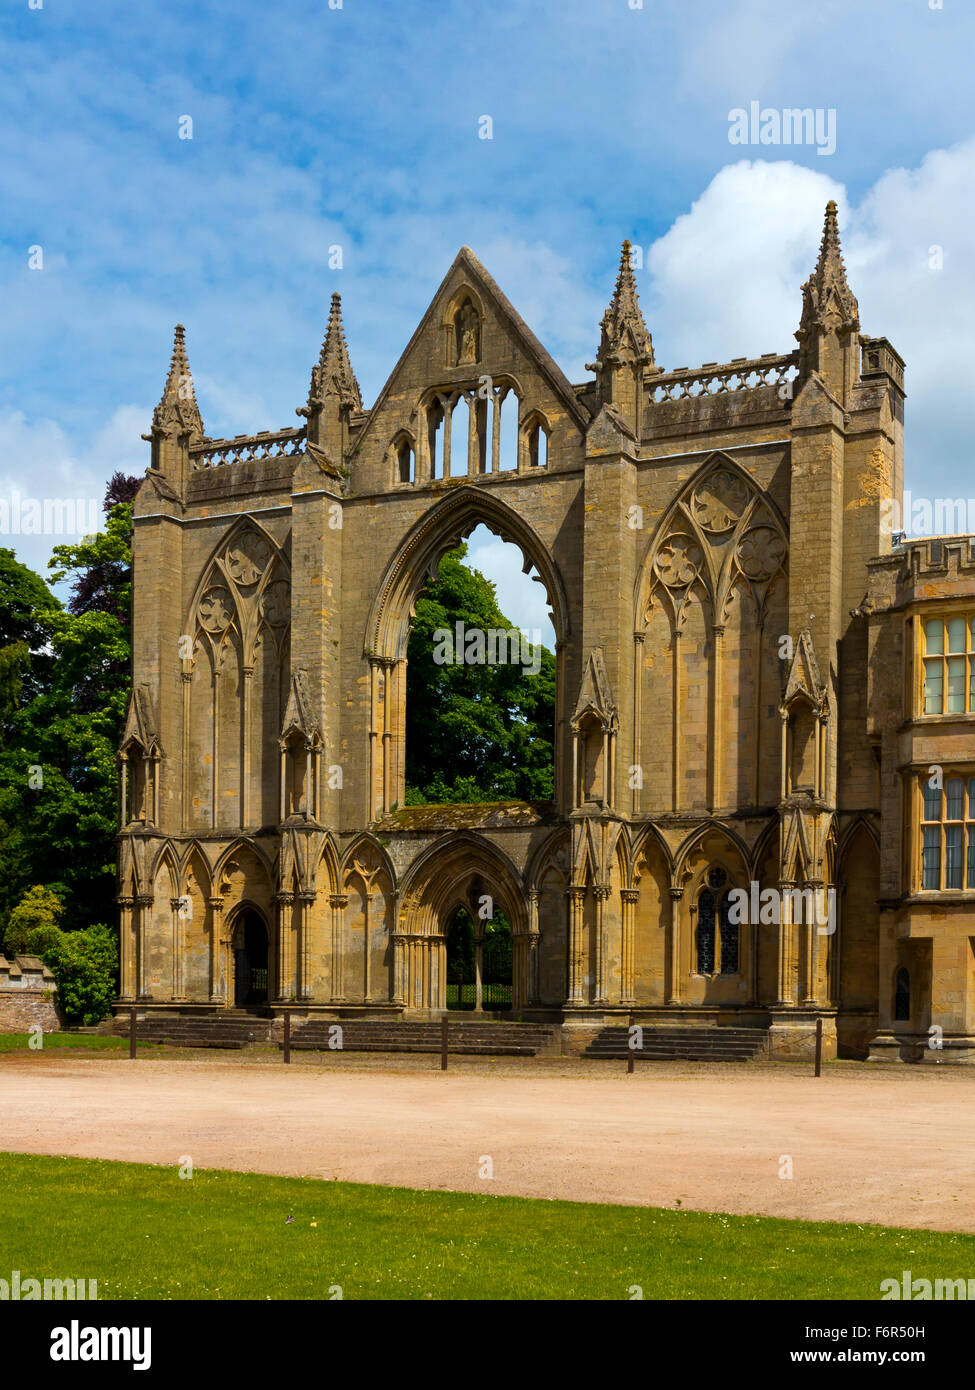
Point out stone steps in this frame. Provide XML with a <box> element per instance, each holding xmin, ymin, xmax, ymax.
<box><xmin>288</xmin><ymin>1020</ymin><xmax>553</xmax><ymax>1056</ymax></box>
<box><xmin>583</xmin><ymin>1026</ymin><xmax>767</xmax><ymax>1063</ymax></box>
<box><xmin>110</xmin><ymin>1014</ymin><xmax>273</xmax><ymax>1049</ymax></box>
<box><xmin>109</xmin><ymin>1013</ymin><xmax>554</xmax><ymax>1056</ymax></box>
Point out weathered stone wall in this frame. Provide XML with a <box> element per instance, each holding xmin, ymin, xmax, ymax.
<box><xmin>0</xmin><ymin>956</ymin><xmax>60</xmax><ymax>1033</ymax></box>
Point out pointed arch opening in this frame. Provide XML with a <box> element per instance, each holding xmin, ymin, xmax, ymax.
<box><xmin>230</xmin><ymin>906</ymin><xmax>270</xmax><ymax>1007</ymax></box>
<box><xmin>364</xmin><ymin>490</ymin><xmax>569</xmax><ymax>820</ymax></box>
<box><xmin>398</xmin><ymin>834</ymin><xmax>528</xmax><ymax>1012</ymax></box>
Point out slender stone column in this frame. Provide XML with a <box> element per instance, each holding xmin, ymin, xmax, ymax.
<box><xmin>780</xmin><ymin>708</ymin><xmax>789</xmax><ymax>798</ymax></box>
<box><xmin>620</xmin><ymin>889</ymin><xmax>639</xmax><ymax>1005</ymax></box>
<box><xmin>467</xmin><ymin>390</ymin><xmax>478</xmax><ymax>476</ymax></box>
<box><xmin>474</xmin><ymin>929</ymin><xmax>484</xmax><ymax>1013</ymax></box>
<box><xmin>567</xmin><ymin>887</ymin><xmax>586</xmax><ymax>1003</ymax></box>
<box><xmin>527</xmin><ymin>931</ymin><xmax>540</xmax><ymax>1005</ymax></box>
<box><xmin>298</xmin><ymin>891</ymin><xmax>316</xmax><ymax>999</ymax></box>
<box><xmin>368</xmin><ymin>661</ymin><xmax>379</xmax><ymax>822</ymax></box>
<box><xmin>117</xmin><ymin>896</ymin><xmax>135</xmax><ymax>1000</ymax></box>
<box><xmin>594</xmin><ymin>885</ymin><xmax>611</xmax><ymax>1003</ymax></box>
<box><xmin>275</xmin><ymin>892</ymin><xmax>296</xmax><ymax>1002</ymax></box>
<box><xmin>329</xmin><ymin>894</ymin><xmax>348</xmax><ymax>1001</ymax></box>
<box><xmin>181</xmin><ymin>670</ymin><xmax>192</xmax><ymax>827</ymax></box>
<box><xmin>632</xmin><ymin>633</ymin><xmax>644</xmax><ymax>815</ymax></box>
<box><xmin>667</xmin><ymin>888</ymin><xmax>683</xmax><ymax>1004</ymax></box>
<box><xmin>169</xmin><ymin>896</ymin><xmax>186</xmax><ymax>1001</ymax></box>
<box><xmin>672</xmin><ymin>631</ymin><xmax>682</xmax><ymax>812</ymax></box>
<box><xmin>526</xmin><ymin>890</ymin><xmax>541</xmax><ymax>1006</ymax></box>
<box><xmin>442</xmin><ymin>392</ymin><xmax>453</xmax><ymax>475</ymax></box>
<box><xmin>390</xmin><ymin>929</ymin><xmax>406</xmax><ymax>1006</ymax></box>
<box><xmin>119</xmin><ymin>753</ymin><xmax>129</xmax><ymax>827</ymax></box>
<box><xmin>381</xmin><ymin>660</ymin><xmax>394</xmax><ymax>815</ymax></box>
<box><xmin>241</xmin><ymin>666</ymin><xmax>253</xmax><ymax>827</ymax></box>
<box><xmin>777</xmin><ymin>880</ymin><xmax>795</xmax><ymax>1005</ymax></box>
<box><xmin>208</xmin><ymin>897</ymin><xmax>226</xmax><ymax>1003</ymax></box>
<box><xmin>802</xmin><ymin>881</ymin><xmax>821</xmax><ymax>1005</ymax></box>
<box><xmin>135</xmin><ymin>893</ymin><xmax>153</xmax><ymax>999</ymax></box>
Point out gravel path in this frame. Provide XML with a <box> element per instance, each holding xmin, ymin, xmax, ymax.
<box><xmin>2</xmin><ymin>1053</ymin><xmax>973</xmax><ymax>1231</ymax></box>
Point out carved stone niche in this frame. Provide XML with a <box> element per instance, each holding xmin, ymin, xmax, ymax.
<box><xmin>454</xmin><ymin>299</ymin><xmax>480</xmax><ymax>366</ymax></box>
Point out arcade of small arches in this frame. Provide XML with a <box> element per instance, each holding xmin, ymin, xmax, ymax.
<box><xmin>115</xmin><ymin>817</ymin><xmax>876</xmax><ymax>1018</ymax></box>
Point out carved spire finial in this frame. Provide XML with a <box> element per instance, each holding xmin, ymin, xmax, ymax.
<box><xmin>306</xmin><ymin>292</ymin><xmax>362</xmax><ymax>412</ymax></box>
<box><xmin>150</xmin><ymin>324</ymin><xmax>205</xmax><ymax>441</ymax></box>
<box><xmin>799</xmin><ymin>201</ymin><xmax>859</xmax><ymax>338</ymax></box>
<box><xmin>596</xmin><ymin>240</ymin><xmax>654</xmax><ymax>366</ymax></box>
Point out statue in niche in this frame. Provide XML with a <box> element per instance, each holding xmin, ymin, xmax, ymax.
<box><xmin>456</xmin><ymin>300</ymin><xmax>480</xmax><ymax>365</ymax></box>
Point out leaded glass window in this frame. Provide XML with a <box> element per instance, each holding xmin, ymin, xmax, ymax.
<box><xmin>921</xmin><ymin>615</ymin><xmax>975</xmax><ymax>715</ymax></box>
<box><xmin>695</xmin><ymin>871</ymin><xmax>739</xmax><ymax>976</ymax></box>
<box><xmin>720</xmin><ymin>897</ymin><xmax>739</xmax><ymax>975</ymax></box>
<box><xmin>696</xmin><ymin>890</ymin><xmax>716</xmax><ymax>974</ymax></box>
<box><xmin>919</xmin><ymin>772</ymin><xmax>975</xmax><ymax>891</ymax></box>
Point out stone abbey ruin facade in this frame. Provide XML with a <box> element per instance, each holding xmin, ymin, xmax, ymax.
<box><xmin>118</xmin><ymin>203</ymin><xmax>975</xmax><ymax>1062</ymax></box>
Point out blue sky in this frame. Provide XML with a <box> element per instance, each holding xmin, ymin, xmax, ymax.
<box><xmin>3</xmin><ymin>0</ymin><xmax>975</xmax><ymax>637</ymax></box>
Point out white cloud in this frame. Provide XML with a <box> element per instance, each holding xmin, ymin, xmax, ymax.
<box><xmin>0</xmin><ymin>406</ymin><xmax>147</xmax><ymax>581</ymax></box>
<box><xmin>642</xmin><ymin>143</ymin><xmax>975</xmax><ymax>499</ymax></box>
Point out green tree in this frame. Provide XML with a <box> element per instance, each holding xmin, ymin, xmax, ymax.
<box><xmin>2</xmin><ymin>884</ymin><xmax>64</xmax><ymax>956</ymax></box>
<box><xmin>0</xmin><ymin>476</ymin><xmax>138</xmax><ymax>935</ymax></box>
<box><xmin>404</xmin><ymin>545</ymin><xmax>555</xmax><ymax>804</ymax></box>
<box><xmin>42</xmin><ymin>924</ymin><xmax>118</xmax><ymax>1026</ymax></box>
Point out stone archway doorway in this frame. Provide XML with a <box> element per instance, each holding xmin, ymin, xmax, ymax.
<box><xmin>445</xmin><ymin>904</ymin><xmax>513</xmax><ymax>1011</ymax></box>
<box><xmin>232</xmin><ymin>909</ymin><xmax>269</xmax><ymax>1007</ymax></box>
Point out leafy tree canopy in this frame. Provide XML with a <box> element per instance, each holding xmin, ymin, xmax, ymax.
<box><xmin>0</xmin><ymin>475</ymin><xmax>138</xmax><ymax>935</ymax></box>
<box><xmin>404</xmin><ymin>544</ymin><xmax>555</xmax><ymax>804</ymax></box>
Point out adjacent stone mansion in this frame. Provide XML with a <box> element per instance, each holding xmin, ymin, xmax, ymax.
<box><xmin>117</xmin><ymin>203</ymin><xmax>975</xmax><ymax>1062</ymax></box>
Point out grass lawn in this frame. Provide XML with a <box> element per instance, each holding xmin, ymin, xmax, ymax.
<box><xmin>0</xmin><ymin>1032</ymin><xmax>159</xmax><ymax>1054</ymax></box>
<box><xmin>1</xmin><ymin>1151</ymin><xmax>972</xmax><ymax>1300</ymax></box>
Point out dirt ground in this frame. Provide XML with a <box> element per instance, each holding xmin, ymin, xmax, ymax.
<box><xmin>2</xmin><ymin>1050</ymin><xmax>974</xmax><ymax>1232</ymax></box>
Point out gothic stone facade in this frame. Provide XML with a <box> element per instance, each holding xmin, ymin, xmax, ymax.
<box><xmin>118</xmin><ymin>202</ymin><xmax>975</xmax><ymax>1062</ymax></box>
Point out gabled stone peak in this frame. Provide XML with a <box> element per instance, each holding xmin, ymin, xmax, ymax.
<box><xmin>307</xmin><ymin>292</ymin><xmax>362</xmax><ymax>413</ymax></box>
<box><xmin>121</xmin><ymin>684</ymin><xmax>161</xmax><ymax>754</ymax></box>
<box><xmin>783</xmin><ymin>628</ymin><xmax>827</xmax><ymax>710</ymax></box>
<box><xmin>151</xmin><ymin>324</ymin><xmax>205</xmax><ymax>441</ymax></box>
<box><xmin>571</xmin><ymin>647</ymin><xmax>619</xmax><ymax>731</ymax></box>
<box><xmin>280</xmin><ymin>669</ymin><xmax>320</xmax><ymax>743</ymax></box>
<box><xmin>799</xmin><ymin>201</ymin><xmax>859</xmax><ymax>338</ymax></box>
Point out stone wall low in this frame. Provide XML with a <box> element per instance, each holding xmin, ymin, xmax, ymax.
<box><xmin>0</xmin><ymin>955</ymin><xmax>60</xmax><ymax>1033</ymax></box>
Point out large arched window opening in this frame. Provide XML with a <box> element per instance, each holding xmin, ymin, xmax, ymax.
<box><xmin>365</xmin><ymin>491</ymin><xmax>570</xmax><ymax>822</ymax></box>
<box><xmin>404</xmin><ymin>525</ymin><xmax>556</xmax><ymax>807</ymax></box>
